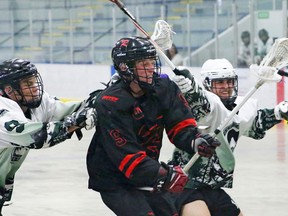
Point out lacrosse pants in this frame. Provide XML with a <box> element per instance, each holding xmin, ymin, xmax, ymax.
<box><xmin>174</xmin><ymin>187</ymin><xmax>241</xmax><ymax>216</ymax></box>
<box><xmin>100</xmin><ymin>187</ymin><xmax>178</xmax><ymax>216</ymax></box>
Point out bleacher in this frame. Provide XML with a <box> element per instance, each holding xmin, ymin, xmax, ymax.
<box><xmin>0</xmin><ymin>0</ymin><xmax>280</xmax><ymax>65</ymax></box>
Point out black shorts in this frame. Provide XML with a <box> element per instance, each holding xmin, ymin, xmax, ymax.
<box><xmin>174</xmin><ymin>187</ymin><xmax>241</xmax><ymax>216</ymax></box>
<box><xmin>100</xmin><ymin>187</ymin><xmax>178</xmax><ymax>216</ymax></box>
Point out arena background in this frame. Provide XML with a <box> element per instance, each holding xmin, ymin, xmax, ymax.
<box><xmin>1</xmin><ymin>0</ymin><xmax>288</xmax><ymax>215</ymax></box>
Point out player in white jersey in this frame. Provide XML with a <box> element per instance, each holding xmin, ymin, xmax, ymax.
<box><xmin>170</xmin><ymin>58</ymin><xmax>288</xmax><ymax>216</ymax></box>
<box><xmin>0</xmin><ymin>58</ymin><xmax>97</xmax><ymax>215</ymax></box>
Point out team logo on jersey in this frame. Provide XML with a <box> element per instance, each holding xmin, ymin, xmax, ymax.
<box><xmin>4</xmin><ymin>120</ymin><xmax>25</xmax><ymax>133</ymax></box>
<box><xmin>102</xmin><ymin>95</ymin><xmax>119</xmax><ymax>102</ymax></box>
<box><xmin>133</xmin><ymin>105</ymin><xmax>144</xmax><ymax>120</ymax></box>
<box><xmin>223</xmin><ymin>121</ymin><xmax>240</xmax><ymax>143</ymax></box>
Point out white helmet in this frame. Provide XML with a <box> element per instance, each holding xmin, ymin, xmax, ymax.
<box><xmin>200</xmin><ymin>58</ymin><xmax>238</xmax><ymax>107</ymax></box>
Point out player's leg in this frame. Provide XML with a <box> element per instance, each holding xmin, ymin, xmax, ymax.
<box><xmin>0</xmin><ymin>187</ymin><xmax>5</xmax><ymax>216</ymax></box>
<box><xmin>0</xmin><ymin>149</ymin><xmax>14</xmax><ymax>216</ymax></box>
<box><xmin>4</xmin><ymin>176</ymin><xmax>14</xmax><ymax>205</ymax></box>
<box><xmin>203</xmin><ymin>188</ymin><xmax>241</xmax><ymax>216</ymax></box>
<box><xmin>174</xmin><ymin>188</ymin><xmax>211</xmax><ymax>216</ymax></box>
<box><xmin>100</xmin><ymin>188</ymin><xmax>156</xmax><ymax>216</ymax></box>
<box><xmin>175</xmin><ymin>187</ymin><xmax>241</xmax><ymax>216</ymax></box>
<box><xmin>182</xmin><ymin>200</ymin><xmax>211</xmax><ymax>216</ymax></box>
<box><xmin>146</xmin><ymin>190</ymin><xmax>178</xmax><ymax>216</ymax></box>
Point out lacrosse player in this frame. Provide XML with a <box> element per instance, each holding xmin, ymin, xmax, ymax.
<box><xmin>86</xmin><ymin>36</ymin><xmax>220</xmax><ymax>216</ymax></box>
<box><xmin>0</xmin><ymin>58</ymin><xmax>97</xmax><ymax>215</ymax></box>
<box><xmin>171</xmin><ymin>58</ymin><xmax>287</xmax><ymax>216</ymax></box>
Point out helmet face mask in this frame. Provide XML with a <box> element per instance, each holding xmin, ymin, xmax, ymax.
<box><xmin>111</xmin><ymin>36</ymin><xmax>161</xmax><ymax>90</ymax></box>
<box><xmin>201</xmin><ymin>58</ymin><xmax>238</xmax><ymax>106</ymax></box>
<box><xmin>0</xmin><ymin>58</ymin><xmax>44</xmax><ymax>109</ymax></box>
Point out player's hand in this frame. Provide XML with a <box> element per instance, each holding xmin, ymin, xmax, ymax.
<box><xmin>192</xmin><ymin>134</ymin><xmax>220</xmax><ymax>157</ymax></box>
<box><xmin>172</xmin><ymin>75</ymin><xmax>192</xmax><ymax>93</ymax></box>
<box><xmin>275</xmin><ymin>101</ymin><xmax>288</xmax><ymax>120</ymax></box>
<box><xmin>153</xmin><ymin>162</ymin><xmax>188</xmax><ymax>193</ymax></box>
<box><xmin>64</xmin><ymin>107</ymin><xmax>97</xmax><ymax>130</ymax></box>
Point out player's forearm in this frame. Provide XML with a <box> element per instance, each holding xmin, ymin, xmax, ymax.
<box><xmin>0</xmin><ymin>121</ymin><xmax>70</xmax><ymax>149</ymax></box>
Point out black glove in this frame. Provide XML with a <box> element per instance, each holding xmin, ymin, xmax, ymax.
<box><xmin>192</xmin><ymin>134</ymin><xmax>220</xmax><ymax>157</ymax></box>
<box><xmin>153</xmin><ymin>162</ymin><xmax>188</xmax><ymax>193</ymax></box>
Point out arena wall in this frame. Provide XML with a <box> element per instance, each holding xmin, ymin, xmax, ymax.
<box><xmin>36</xmin><ymin>63</ymin><xmax>286</xmax><ymax>108</ymax></box>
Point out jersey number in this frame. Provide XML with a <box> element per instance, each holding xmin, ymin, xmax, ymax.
<box><xmin>5</xmin><ymin>120</ymin><xmax>25</xmax><ymax>133</ymax></box>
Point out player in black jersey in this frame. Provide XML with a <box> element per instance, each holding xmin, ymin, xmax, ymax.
<box><xmin>86</xmin><ymin>36</ymin><xmax>220</xmax><ymax>216</ymax></box>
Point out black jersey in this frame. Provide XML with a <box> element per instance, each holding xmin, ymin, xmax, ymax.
<box><xmin>87</xmin><ymin>77</ymin><xmax>198</xmax><ymax>191</ymax></box>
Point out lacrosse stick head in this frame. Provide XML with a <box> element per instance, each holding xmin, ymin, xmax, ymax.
<box><xmin>151</xmin><ymin>20</ymin><xmax>175</xmax><ymax>50</ymax></box>
<box><xmin>250</xmin><ymin>38</ymin><xmax>288</xmax><ymax>82</ymax></box>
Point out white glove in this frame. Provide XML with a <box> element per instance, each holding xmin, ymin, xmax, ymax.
<box><xmin>172</xmin><ymin>75</ymin><xmax>192</xmax><ymax>93</ymax></box>
<box><xmin>64</xmin><ymin>107</ymin><xmax>97</xmax><ymax>130</ymax></box>
<box><xmin>250</xmin><ymin>64</ymin><xmax>282</xmax><ymax>82</ymax></box>
<box><xmin>274</xmin><ymin>101</ymin><xmax>288</xmax><ymax>120</ymax></box>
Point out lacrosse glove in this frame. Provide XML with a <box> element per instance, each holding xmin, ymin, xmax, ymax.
<box><xmin>64</xmin><ymin>106</ymin><xmax>97</xmax><ymax>130</ymax></box>
<box><xmin>172</xmin><ymin>67</ymin><xmax>201</xmax><ymax>95</ymax></box>
<box><xmin>192</xmin><ymin>134</ymin><xmax>220</xmax><ymax>157</ymax></box>
<box><xmin>153</xmin><ymin>162</ymin><xmax>188</xmax><ymax>193</ymax></box>
<box><xmin>274</xmin><ymin>101</ymin><xmax>288</xmax><ymax>120</ymax></box>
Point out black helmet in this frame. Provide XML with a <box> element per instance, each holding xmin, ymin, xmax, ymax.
<box><xmin>111</xmin><ymin>36</ymin><xmax>161</xmax><ymax>90</ymax></box>
<box><xmin>0</xmin><ymin>58</ymin><xmax>43</xmax><ymax>108</ymax></box>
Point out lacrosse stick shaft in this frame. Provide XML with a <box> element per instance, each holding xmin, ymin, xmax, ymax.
<box><xmin>109</xmin><ymin>0</ymin><xmax>177</xmax><ymax>72</ymax></box>
<box><xmin>278</xmin><ymin>69</ymin><xmax>288</xmax><ymax>77</ymax></box>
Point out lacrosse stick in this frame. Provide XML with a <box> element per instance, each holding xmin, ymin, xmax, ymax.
<box><xmin>109</xmin><ymin>0</ymin><xmax>188</xmax><ymax>77</ymax></box>
<box><xmin>151</xmin><ymin>20</ymin><xmax>175</xmax><ymax>51</ymax></box>
<box><xmin>183</xmin><ymin>38</ymin><xmax>288</xmax><ymax>173</ymax></box>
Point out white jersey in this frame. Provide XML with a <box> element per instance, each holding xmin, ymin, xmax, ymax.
<box><xmin>257</xmin><ymin>37</ymin><xmax>273</xmax><ymax>58</ymax></box>
<box><xmin>171</xmin><ymin>79</ymin><xmax>280</xmax><ymax>189</ymax></box>
<box><xmin>0</xmin><ymin>92</ymin><xmax>81</xmax><ymax>197</ymax></box>
<box><xmin>237</xmin><ymin>42</ymin><xmax>252</xmax><ymax>67</ymax></box>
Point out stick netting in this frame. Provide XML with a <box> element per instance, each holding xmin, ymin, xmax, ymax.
<box><xmin>151</xmin><ymin>20</ymin><xmax>175</xmax><ymax>50</ymax></box>
<box><xmin>260</xmin><ymin>38</ymin><xmax>288</xmax><ymax>68</ymax></box>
